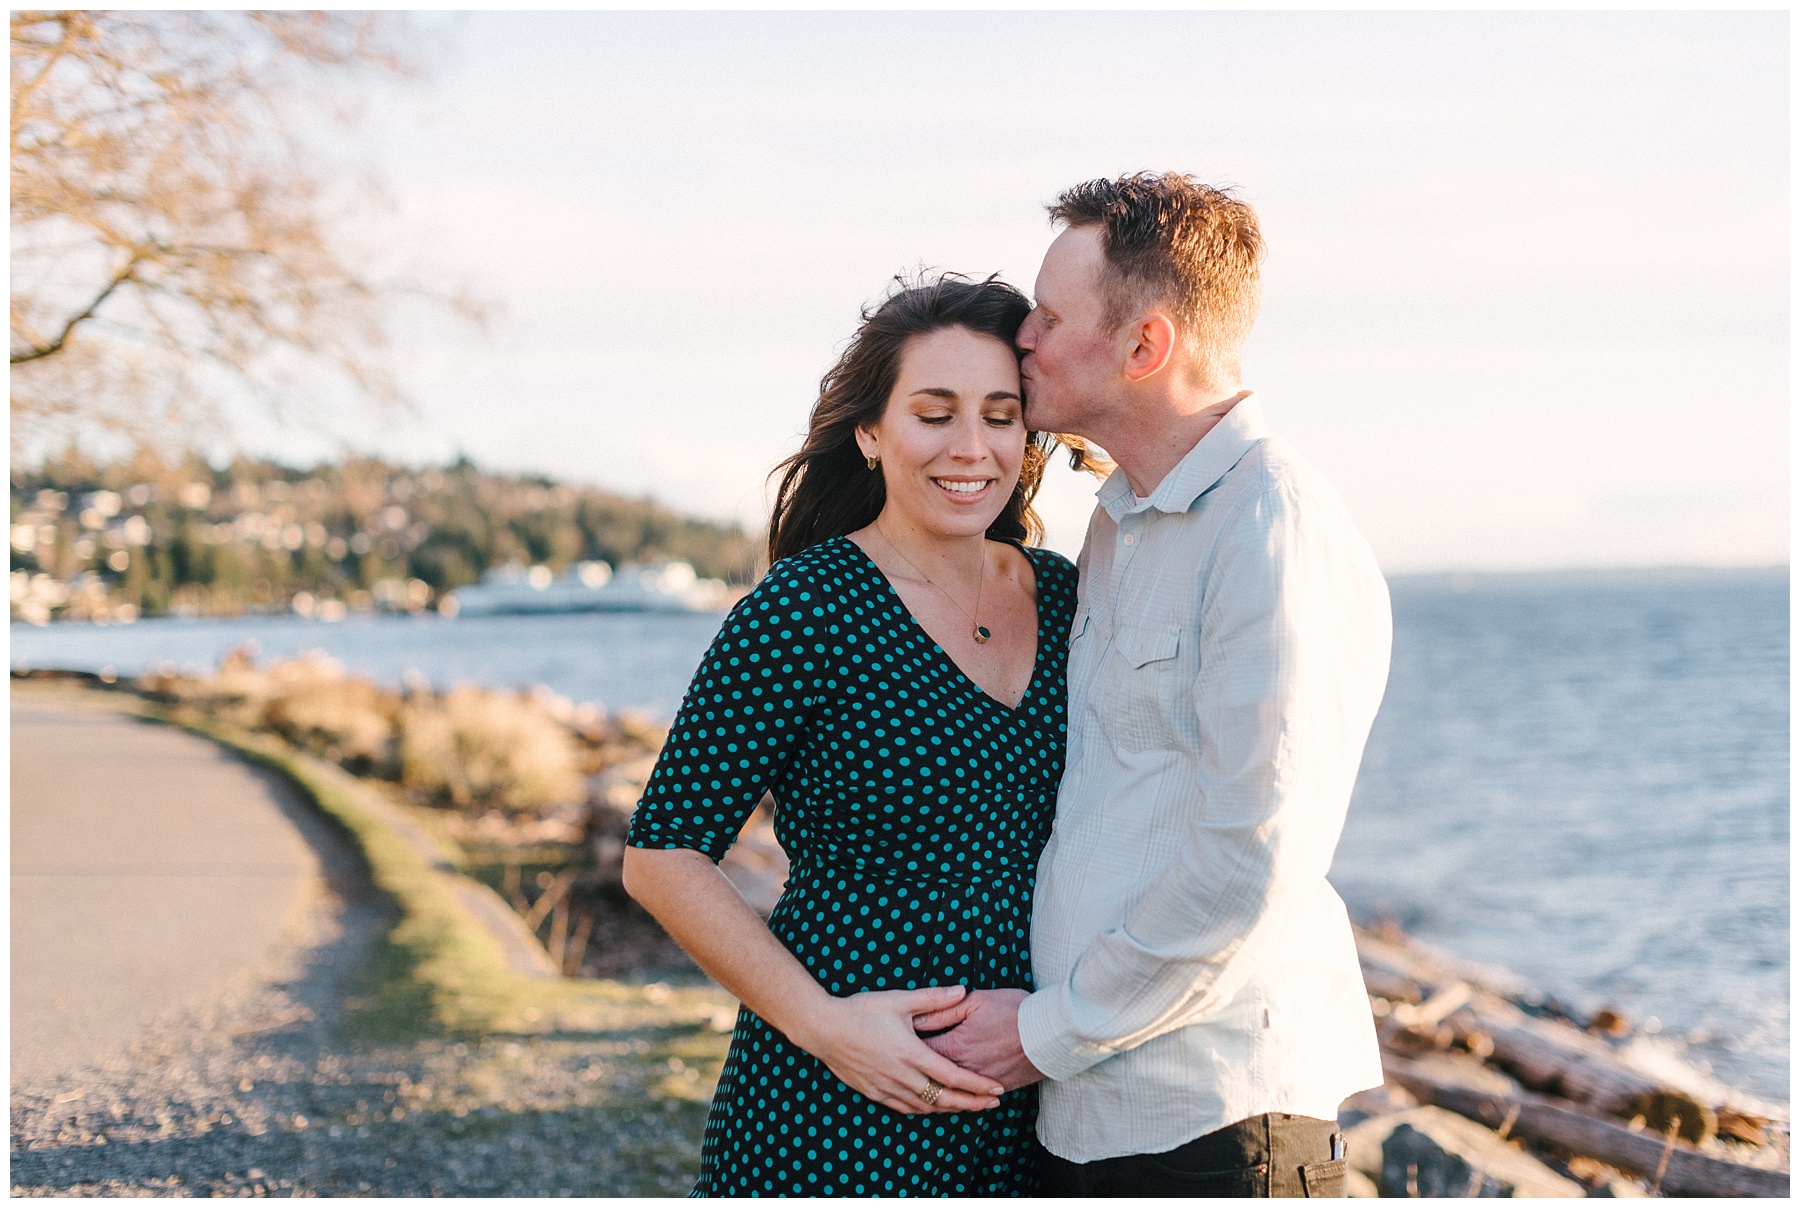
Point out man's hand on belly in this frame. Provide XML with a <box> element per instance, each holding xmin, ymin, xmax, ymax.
<box><xmin>915</xmin><ymin>988</ymin><xmax>1044</xmax><ymax>1092</ymax></box>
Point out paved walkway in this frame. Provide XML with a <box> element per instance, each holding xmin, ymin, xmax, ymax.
<box><xmin>11</xmin><ymin>688</ymin><xmax>320</xmax><ymax>1085</ymax></box>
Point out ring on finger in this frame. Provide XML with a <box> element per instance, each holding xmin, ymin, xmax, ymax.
<box><xmin>918</xmin><ymin>1077</ymin><xmax>943</xmax><ymax>1107</ymax></box>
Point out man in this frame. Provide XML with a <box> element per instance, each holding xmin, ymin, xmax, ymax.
<box><xmin>919</xmin><ymin>172</ymin><xmax>1392</xmax><ymax>1196</ymax></box>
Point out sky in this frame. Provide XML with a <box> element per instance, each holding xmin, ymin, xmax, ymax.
<box><xmin>235</xmin><ymin>10</ymin><xmax>1788</xmax><ymax>572</ymax></box>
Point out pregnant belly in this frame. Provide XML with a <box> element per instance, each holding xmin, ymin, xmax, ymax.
<box><xmin>768</xmin><ymin>860</ymin><xmax>1035</xmax><ymax>997</ymax></box>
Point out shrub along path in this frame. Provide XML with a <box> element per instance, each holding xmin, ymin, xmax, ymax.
<box><xmin>10</xmin><ymin>681</ymin><xmax>732</xmax><ymax>1196</ymax></box>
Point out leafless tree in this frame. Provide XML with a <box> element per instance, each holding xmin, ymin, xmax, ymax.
<box><xmin>10</xmin><ymin>11</ymin><xmax>469</xmax><ymax>452</ymax></box>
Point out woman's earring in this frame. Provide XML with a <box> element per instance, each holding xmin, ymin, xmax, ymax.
<box><xmin>866</xmin><ymin>454</ymin><xmax>879</xmax><ymax>470</ymax></box>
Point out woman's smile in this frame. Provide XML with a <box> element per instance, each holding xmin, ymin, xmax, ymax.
<box><xmin>933</xmin><ymin>476</ymin><xmax>995</xmax><ymax>500</ymax></box>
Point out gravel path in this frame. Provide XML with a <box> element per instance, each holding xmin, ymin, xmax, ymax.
<box><xmin>10</xmin><ymin>686</ymin><xmax>715</xmax><ymax>1196</ymax></box>
<box><xmin>12</xmin><ymin>693</ymin><xmax>321</xmax><ymax>1084</ymax></box>
<box><xmin>11</xmin><ymin>891</ymin><xmax>715</xmax><ymax>1196</ymax></box>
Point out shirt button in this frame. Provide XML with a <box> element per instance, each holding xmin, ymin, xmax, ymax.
<box><xmin>1122</xmin><ymin>534</ymin><xmax>1136</xmax><ymax>546</ymax></box>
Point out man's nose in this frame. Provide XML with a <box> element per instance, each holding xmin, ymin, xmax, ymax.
<box><xmin>1016</xmin><ymin>311</ymin><xmax>1040</xmax><ymax>351</ymax></box>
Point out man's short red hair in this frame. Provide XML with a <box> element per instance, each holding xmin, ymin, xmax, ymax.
<box><xmin>1048</xmin><ymin>172</ymin><xmax>1264</xmax><ymax>384</ymax></box>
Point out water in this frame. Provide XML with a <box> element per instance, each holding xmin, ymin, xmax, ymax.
<box><xmin>1332</xmin><ymin>569</ymin><xmax>1788</xmax><ymax>1105</ymax></box>
<box><xmin>12</xmin><ymin>569</ymin><xmax>1788</xmax><ymax>1102</ymax></box>
<box><xmin>10</xmin><ymin>610</ymin><xmax>726</xmax><ymax>717</ymax></box>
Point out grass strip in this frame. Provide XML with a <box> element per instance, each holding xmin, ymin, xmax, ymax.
<box><xmin>153</xmin><ymin>704</ymin><xmax>734</xmax><ymax>1049</ymax></box>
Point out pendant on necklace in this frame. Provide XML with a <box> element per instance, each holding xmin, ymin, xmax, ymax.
<box><xmin>974</xmin><ymin>625</ymin><xmax>992</xmax><ymax>644</ymax></box>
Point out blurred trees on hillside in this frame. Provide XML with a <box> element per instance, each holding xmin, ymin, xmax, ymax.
<box><xmin>10</xmin><ymin>11</ymin><xmax>467</xmax><ymax>451</ymax></box>
<box><xmin>11</xmin><ymin>451</ymin><xmax>760</xmax><ymax>622</ymax></box>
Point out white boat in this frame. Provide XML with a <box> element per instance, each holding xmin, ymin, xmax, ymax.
<box><xmin>448</xmin><ymin>560</ymin><xmax>732</xmax><ymax>616</ymax></box>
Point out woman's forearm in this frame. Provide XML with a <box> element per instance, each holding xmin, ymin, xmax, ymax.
<box><xmin>621</xmin><ymin>846</ymin><xmax>833</xmax><ymax>1047</ymax></box>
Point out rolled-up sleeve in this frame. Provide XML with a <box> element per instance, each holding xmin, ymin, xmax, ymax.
<box><xmin>1019</xmin><ymin>479</ymin><xmax>1390</xmax><ymax>1079</ymax></box>
<box><xmin>627</xmin><ymin>564</ymin><xmax>832</xmax><ymax>860</ymax></box>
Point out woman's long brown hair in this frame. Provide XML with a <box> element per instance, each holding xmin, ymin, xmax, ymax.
<box><xmin>767</xmin><ymin>273</ymin><xmax>1068</xmax><ymax>566</ymax></box>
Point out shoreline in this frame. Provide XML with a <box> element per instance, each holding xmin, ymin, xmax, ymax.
<box><xmin>13</xmin><ymin>668</ymin><xmax>1790</xmax><ymax>1196</ymax></box>
<box><xmin>14</xmin><ymin>664</ymin><xmax>1788</xmax><ymax>1110</ymax></box>
<box><xmin>14</xmin><ymin>655</ymin><xmax>1785</xmax><ymax>1107</ymax></box>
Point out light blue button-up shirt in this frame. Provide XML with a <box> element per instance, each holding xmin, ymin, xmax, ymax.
<box><xmin>1018</xmin><ymin>396</ymin><xmax>1391</xmax><ymax>1162</ymax></box>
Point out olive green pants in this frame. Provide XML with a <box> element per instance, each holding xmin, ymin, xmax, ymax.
<box><xmin>1037</xmin><ymin>1112</ymin><xmax>1346</xmax><ymax>1197</ymax></box>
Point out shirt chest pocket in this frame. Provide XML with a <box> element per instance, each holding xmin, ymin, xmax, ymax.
<box><xmin>1103</xmin><ymin>623</ymin><xmax>1185</xmax><ymax>753</ymax></box>
<box><xmin>1117</xmin><ymin>624</ymin><xmax>1179</xmax><ymax>668</ymax></box>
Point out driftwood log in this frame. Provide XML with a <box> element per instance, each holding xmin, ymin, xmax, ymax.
<box><xmin>1357</xmin><ymin>928</ymin><xmax>1789</xmax><ymax>1195</ymax></box>
<box><xmin>1449</xmin><ymin>990</ymin><xmax>1716</xmax><ymax>1143</ymax></box>
<box><xmin>1386</xmin><ymin>1055</ymin><xmax>1790</xmax><ymax>1198</ymax></box>
<box><xmin>1360</xmin><ymin>932</ymin><xmax>1724</xmax><ymax>1142</ymax></box>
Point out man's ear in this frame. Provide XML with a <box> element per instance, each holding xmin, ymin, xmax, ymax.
<box><xmin>1123</xmin><ymin>312</ymin><xmax>1178</xmax><ymax>383</ymax></box>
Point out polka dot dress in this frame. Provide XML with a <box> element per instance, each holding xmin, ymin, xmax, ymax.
<box><xmin>628</xmin><ymin>535</ymin><xmax>1077</xmax><ymax>1197</ymax></box>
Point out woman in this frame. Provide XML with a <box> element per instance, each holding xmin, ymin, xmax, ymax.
<box><xmin>622</xmin><ymin>274</ymin><xmax>1079</xmax><ymax>1197</ymax></box>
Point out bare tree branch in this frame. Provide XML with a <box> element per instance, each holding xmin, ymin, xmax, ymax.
<box><xmin>10</xmin><ymin>250</ymin><xmax>143</xmax><ymax>363</ymax></box>
<box><xmin>10</xmin><ymin>11</ymin><xmax>473</xmax><ymax>452</ymax></box>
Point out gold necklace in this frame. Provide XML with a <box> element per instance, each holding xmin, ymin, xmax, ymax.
<box><xmin>874</xmin><ymin>523</ymin><xmax>991</xmax><ymax>644</ymax></box>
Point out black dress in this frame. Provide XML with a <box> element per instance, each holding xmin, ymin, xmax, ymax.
<box><xmin>628</xmin><ymin>535</ymin><xmax>1077</xmax><ymax>1197</ymax></box>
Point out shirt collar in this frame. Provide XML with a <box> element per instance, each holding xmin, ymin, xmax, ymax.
<box><xmin>1097</xmin><ymin>393</ymin><xmax>1269</xmax><ymax>521</ymax></box>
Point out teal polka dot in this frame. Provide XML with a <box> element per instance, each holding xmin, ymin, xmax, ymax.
<box><xmin>628</xmin><ymin>536</ymin><xmax>1075</xmax><ymax>1197</ymax></box>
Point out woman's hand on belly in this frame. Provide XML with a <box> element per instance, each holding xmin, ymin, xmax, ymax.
<box><xmin>622</xmin><ymin>846</ymin><xmax>1003</xmax><ymax>1115</ymax></box>
<box><xmin>791</xmin><ymin>985</ymin><xmax>1007</xmax><ymax>1117</ymax></box>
